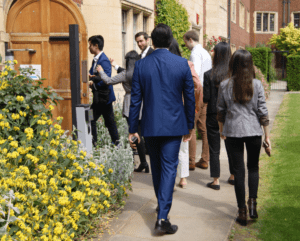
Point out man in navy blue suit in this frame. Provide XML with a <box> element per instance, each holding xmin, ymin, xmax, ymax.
<box><xmin>88</xmin><ymin>35</ymin><xmax>119</xmax><ymax>146</ymax></box>
<box><xmin>128</xmin><ymin>24</ymin><xmax>195</xmax><ymax>234</ymax></box>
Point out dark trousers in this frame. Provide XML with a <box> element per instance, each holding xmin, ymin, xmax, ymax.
<box><xmin>144</xmin><ymin>136</ymin><xmax>182</xmax><ymax>220</ymax></box>
<box><xmin>125</xmin><ymin>118</ymin><xmax>147</xmax><ymax>164</ymax></box>
<box><xmin>206</xmin><ymin>114</ymin><xmax>234</xmax><ymax>177</ymax></box>
<box><xmin>91</xmin><ymin>103</ymin><xmax>119</xmax><ymax>144</ymax></box>
<box><xmin>225</xmin><ymin>136</ymin><xmax>262</xmax><ymax>208</ymax></box>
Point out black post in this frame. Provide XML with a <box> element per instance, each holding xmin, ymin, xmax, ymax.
<box><xmin>281</xmin><ymin>54</ymin><xmax>285</xmax><ymax>80</ymax></box>
<box><xmin>69</xmin><ymin>24</ymin><xmax>81</xmax><ymax>139</ymax></box>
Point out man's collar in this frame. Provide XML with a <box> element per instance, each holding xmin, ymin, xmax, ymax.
<box><xmin>192</xmin><ymin>44</ymin><xmax>202</xmax><ymax>51</ymax></box>
<box><xmin>154</xmin><ymin>48</ymin><xmax>169</xmax><ymax>50</ymax></box>
<box><xmin>94</xmin><ymin>51</ymin><xmax>103</xmax><ymax>61</ymax></box>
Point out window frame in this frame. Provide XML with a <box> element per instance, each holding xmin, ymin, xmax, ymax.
<box><xmin>292</xmin><ymin>12</ymin><xmax>300</xmax><ymax>29</ymax></box>
<box><xmin>122</xmin><ymin>10</ymin><xmax>127</xmax><ymax>68</ymax></box>
<box><xmin>254</xmin><ymin>11</ymin><xmax>278</xmax><ymax>34</ymax></box>
<box><xmin>231</xmin><ymin>0</ymin><xmax>236</xmax><ymax>23</ymax></box>
<box><xmin>246</xmin><ymin>10</ymin><xmax>250</xmax><ymax>33</ymax></box>
<box><xmin>239</xmin><ymin>1</ymin><xmax>245</xmax><ymax>29</ymax></box>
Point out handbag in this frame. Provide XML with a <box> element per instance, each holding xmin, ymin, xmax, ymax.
<box><xmin>262</xmin><ymin>141</ymin><xmax>271</xmax><ymax>157</ymax></box>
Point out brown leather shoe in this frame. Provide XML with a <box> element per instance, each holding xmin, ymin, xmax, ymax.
<box><xmin>195</xmin><ymin>159</ymin><xmax>208</xmax><ymax>169</ymax></box>
<box><xmin>236</xmin><ymin>207</ymin><xmax>247</xmax><ymax>226</ymax></box>
<box><xmin>189</xmin><ymin>164</ymin><xmax>195</xmax><ymax>170</ymax></box>
<box><xmin>248</xmin><ymin>198</ymin><xmax>258</xmax><ymax>219</ymax></box>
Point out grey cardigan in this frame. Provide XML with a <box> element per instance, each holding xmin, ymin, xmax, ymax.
<box><xmin>217</xmin><ymin>78</ymin><xmax>269</xmax><ymax>137</ymax></box>
<box><xmin>99</xmin><ymin>70</ymin><xmax>142</xmax><ymax>119</ymax></box>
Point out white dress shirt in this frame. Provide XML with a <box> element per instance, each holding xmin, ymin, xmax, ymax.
<box><xmin>141</xmin><ymin>46</ymin><xmax>151</xmax><ymax>59</ymax></box>
<box><xmin>189</xmin><ymin>44</ymin><xmax>212</xmax><ymax>86</ymax></box>
<box><xmin>92</xmin><ymin>51</ymin><xmax>103</xmax><ymax>74</ymax></box>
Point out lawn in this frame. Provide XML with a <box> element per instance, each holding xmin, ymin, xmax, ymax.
<box><xmin>229</xmin><ymin>93</ymin><xmax>300</xmax><ymax>241</ymax></box>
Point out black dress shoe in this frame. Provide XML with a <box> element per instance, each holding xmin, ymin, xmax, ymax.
<box><xmin>228</xmin><ymin>178</ymin><xmax>235</xmax><ymax>185</ymax></box>
<box><xmin>206</xmin><ymin>182</ymin><xmax>220</xmax><ymax>190</ymax></box>
<box><xmin>155</xmin><ymin>219</ymin><xmax>178</xmax><ymax>234</ymax></box>
<box><xmin>134</xmin><ymin>163</ymin><xmax>149</xmax><ymax>173</ymax></box>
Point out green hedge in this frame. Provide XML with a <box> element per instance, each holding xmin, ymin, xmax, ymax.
<box><xmin>287</xmin><ymin>56</ymin><xmax>300</xmax><ymax>91</ymax></box>
<box><xmin>246</xmin><ymin>47</ymin><xmax>272</xmax><ymax>79</ymax></box>
<box><xmin>155</xmin><ymin>0</ymin><xmax>191</xmax><ymax>59</ymax></box>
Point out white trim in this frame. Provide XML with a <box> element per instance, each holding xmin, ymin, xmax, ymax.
<box><xmin>239</xmin><ymin>1</ymin><xmax>245</xmax><ymax>29</ymax></box>
<box><xmin>291</xmin><ymin>12</ymin><xmax>300</xmax><ymax>28</ymax></box>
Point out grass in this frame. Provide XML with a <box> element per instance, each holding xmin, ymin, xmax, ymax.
<box><xmin>228</xmin><ymin>93</ymin><xmax>300</xmax><ymax>241</ymax></box>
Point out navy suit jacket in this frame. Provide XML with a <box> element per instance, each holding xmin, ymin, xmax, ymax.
<box><xmin>89</xmin><ymin>52</ymin><xmax>116</xmax><ymax>104</ymax></box>
<box><xmin>129</xmin><ymin>49</ymin><xmax>195</xmax><ymax>137</ymax></box>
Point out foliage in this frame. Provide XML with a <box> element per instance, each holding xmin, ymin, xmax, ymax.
<box><xmin>0</xmin><ymin>61</ymin><xmax>132</xmax><ymax>240</ymax></box>
<box><xmin>254</xmin><ymin>66</ymin><xmax>270</xmax><ymax>99</ymax></box>
<box><xmin>155</xmin><ymin>0</ymin><xmax>191</xmax><ymax>59</ymax></box>
<box><xmin>246</xmin><ymin>46</ymin><xmax>272</xmax><ymax>79</ymax></box>
<box><xmin>203</xmin><ymin>35</ymin><xmax>227</xmax><ymax>53</ymax></box>
<box><xmin>286</xmin><ymin>56</ymin><xmax>300</xmax><ymax>91</ymax></box>
<box><xmin>269</xmin><ymin>23</ymin><xmax>300</xmax><ymax>56</ymax></box>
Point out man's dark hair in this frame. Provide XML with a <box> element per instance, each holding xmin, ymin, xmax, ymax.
<box><xmin>183</xmin><ymin>30</ymin><xmax>199</xmax><ymax>42</ymax></box>
<box><xmin>88</xmin><ymin>35</ymin><xmax>104</xmax><ymax>51</ymax></box>
<box><xmin>135</xmin><ymin>32</ymin><xmax>149</xmax><ymax>40</ymax></box>
<box><xmin>151</xmin><ymin>23</ymin><xmax>173</xmax><ymax>48</ymax></box>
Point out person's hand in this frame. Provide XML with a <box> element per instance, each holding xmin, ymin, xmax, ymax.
<box><xmin>183</xmin><ymin>129</ymin><xmax>193</xmax><ymax>142</ymax></box>
<box><xmin>96</xmin><ymin>65</ymin><xmax>103</xmax><ymax>73</ymax></box>
<box><xmin>109</xmin><ymin>58</ymin><xmax>116</xmax><ymax>67</ymax></box>
<box><xmin>128</xmin><ymin>133</ymin><xmax>140</xmax><ymax>149</ymax></box>
<box><xmin>89</xmin><ymin>81</ymin><xmax>93</xmax><ymax>87</ymax></box>
<box><xmin>89</xmin><ymin>74</ymin><xmax>95</xmax><ymax>79</ymax></box>
<box><xmin>220</xmin><ymin>133</ymin><xmax>226</xmax><ymax>140</ymax></box>
<box><xmin>264</xmin><ymin>137</ymin><xmax>271</xmax><ymax>150</ymax></box>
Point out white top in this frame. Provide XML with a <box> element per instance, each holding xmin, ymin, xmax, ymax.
<box><xmin>93</xmin><ymin>51</ymin><xmax>103</xmax><ymax>74</ymax></box>
<box><xmin>189</xmin><ymin>44</ymin><xmax>212</xmax><ymax>86</ymax></box>
<box><xmin>141</xmin><ymin>46</ymin><xmax>151</xmax><ymax>59</ymax></box>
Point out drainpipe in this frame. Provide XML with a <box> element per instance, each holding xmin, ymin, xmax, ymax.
<box><xmin>287</xmin><ymin>0</ymin><xmax>291</xmax><ymax>24</ymax></box>
<box><xmin>283</xmin><ymin>0</ymin><xmax>286</xmax><ymax>27</ymax></box>
<box><xmin>228</xmin><ymin>0</ymin><xmax>231</xmax><ymax>46</ymax></box>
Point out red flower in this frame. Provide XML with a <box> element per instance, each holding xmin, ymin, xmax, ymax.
<box><xmin>219</xmin><ymin>36</ymin><xmax>222</xmax><ymax>41</ymax></box>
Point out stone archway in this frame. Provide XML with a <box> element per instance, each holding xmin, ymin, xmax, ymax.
<box><xmin>6</xmin><ymin>0</ymin><xmax>88</xmax><ymax>131</ymax></box>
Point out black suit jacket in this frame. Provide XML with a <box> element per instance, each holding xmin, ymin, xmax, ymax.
<box><xmin>203</xmin><ymin>69</ymin><xmax>219</xmax><ymax>115</ymax></box>
<box><xmin>140</xmin><ymin>47</ymin><xmax>154</xmax><ymax>59</ymax></box>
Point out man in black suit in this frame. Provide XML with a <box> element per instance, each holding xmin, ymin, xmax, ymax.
<box><xmin>135</xmin><ymin>32</ymin><xmax>154</xmax><ymax>59</ymax></box>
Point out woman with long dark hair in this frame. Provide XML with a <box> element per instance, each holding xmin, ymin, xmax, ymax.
<box><xmin>203</xmin><ymin>42</ymin><xmax>234</xmax><ymax>190</ymax></box>
<box><xmin>95</xmin><ymin>50</ymin><xmax>149</xmax><ymax>173</ymax></box>
<box><xmin>217</xmin><ymin>50</ymin><xmax>271</xmax><ymax>226</ymax></box>
<box><xmin>168</xmin><ymin>38</ymin><xmax>201</xmax><ymax>188</ymax></box>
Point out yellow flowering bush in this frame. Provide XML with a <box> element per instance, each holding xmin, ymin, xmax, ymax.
<box><xmin>269</xmin><ymin>23</ymin><xmax>300</xmax><ymax>56</ymax></box>
<box><xmin>0</xmin><ymin>61</ymin><xmax>131</xmax><ymax>240</ymax></box>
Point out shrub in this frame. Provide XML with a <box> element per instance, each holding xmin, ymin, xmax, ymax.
<box><xmin>286</xmin><ymin>56</ymin><xmax>300</xmax><ymax>91</ymax></box>
<box><xmin>246</xmin><ymin>47</ymin><xmax>272</xmax><ymax>79</ymax></box>
<box><xmin>155</xmin><ymin>0</ymin><xmax>191</xmax><ymax>59</ymax></box>
<box><xmin>254</xmin><ymin>66</ymin><xmax>271</xmax><ymax>99</ymax></box>
<box><xmin>0</xmin><ymin>61</ymin><xmax>132</xmax><ymax>240</ymax></box>
<box><xmin>269</xmin><ymin>23</ymin><xmax>300</xmax><ymax>56</ymax></box>
<box><xmin>204</xmin><ymin>35</ymin><xmax>227</xmax><ymax>53</ymax></box>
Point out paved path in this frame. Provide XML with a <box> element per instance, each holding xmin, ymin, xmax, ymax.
<box><xmin>97</xmin><ymin>90</ymin><xmax>286</xmax><ymax>241</ymax></box>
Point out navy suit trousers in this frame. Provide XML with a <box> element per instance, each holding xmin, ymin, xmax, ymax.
<box><xmin>144</xmin><ymin>136</ymin><xmax>182</xmax><ymax>220</ymax></box>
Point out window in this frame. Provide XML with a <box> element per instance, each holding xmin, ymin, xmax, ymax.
<box><xmin>133</xmin><ymin>14</ymin><xmax>138</xmax><ymax>51</ymax></box>
<box><xmin>122</xmin><ymin>10</ymin><xmax>127</xmax><ymax>67</ymax></box>
<box><xmin>247</xmin><ymin>10</ymin><xmax>250</xmax><ymax>32</ymax></box>
<box><xmin>255</xmin><ymin>12</ymin><xmax>277</xmax><ymax>33</ymax></box>
<box><xmin>294</xmin><ymin>13</ymin><xmax>300</xmax><ymax>28</ymax></box>
<box><xmin>239</xmin><ymin>2</ymin><xmax>245</xmax><ymax>29</ymax></box>
<box><xmin>231</xmin><ymin>0</ymin><xmax>236</xmax><ymax>22</ymax></box>
<box><xmin>143</xmin><ymin>16</ymin><xmax>148</xmax><ymax>32</ymax></box>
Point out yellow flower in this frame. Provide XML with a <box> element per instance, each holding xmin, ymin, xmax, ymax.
<box><xmin>8</xmin><ymin>136</ymin><xmax>13</xmax><ymax>141</ymax></box>
<box><xmin>16</xmin><ymin>96</ymin><xmax>24</xmax><ymax>102</ymax></box>
<box><xmin>57</xmin><ymin>116</ymin><xmax>63</xmax><ymax>121</ymax></box>
<box><xmin>108</xmin><ymin>168</ymin><xmax>113</xmax><ymax>174</ymax></box>
<box><xmin>13</xmin><ymin>126</ymin><xmax>20</xmax><ymax>131</ymax></box>
<box><xmin>49</xmin><ymin>105</ymin><xmax>54</xmax><ymax>111</ymax></box>
<box><xmin>13</xmin><ymin>60</ymin><xmax>18</xmax><ymax>64</ymax></box>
